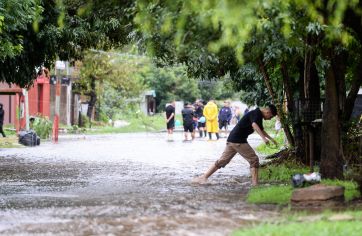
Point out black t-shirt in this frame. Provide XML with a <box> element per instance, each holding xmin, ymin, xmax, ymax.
<box><xmin>195</xmin><ymin>105</ymin><xmax>204</xmax><ymax>118</ymax></box>
<box><xmin>166</xmin><ymin>105</ymin><xmax>175</xmax><ymax>122</ymax></box>
<box><xmin>181</xmin><ymin>107</ymin><xmax>194</xmax><ymax>125</ymax></box>
<box><xmin>227</xmin><ymin>108</ymin><xmax>263</xmax><ymax>143</ymax></box>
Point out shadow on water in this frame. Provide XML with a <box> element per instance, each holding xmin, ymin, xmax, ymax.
<box><xmin>0</xmin><ymin>133</ymin><xmax>280</xmax><ymax>235</ymax></box>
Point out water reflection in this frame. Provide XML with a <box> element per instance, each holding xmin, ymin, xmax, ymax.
<box><xmin>0</xmin><ymin>133</ymin><xmax>278</xmax><ymax>235</ymax></box>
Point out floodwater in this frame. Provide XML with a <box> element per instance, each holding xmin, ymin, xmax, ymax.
<box><xmin>0</xmin><ymin>133</ymin><xmax>279</xmax><ymax>236</ymax></box>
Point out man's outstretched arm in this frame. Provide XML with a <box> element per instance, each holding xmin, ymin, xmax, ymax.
<box><xmin>251</xmin><ymin>122</ymin><xmax>277</xmax><ymax>145</ymax></box>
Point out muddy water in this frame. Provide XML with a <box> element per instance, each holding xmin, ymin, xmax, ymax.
<box><xmin>0</xmin><ymin>133</ymin><xmax>279</xmax><ymax>235</ymax></box>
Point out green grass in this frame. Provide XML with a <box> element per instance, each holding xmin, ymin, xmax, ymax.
<box><xmin>247</xmin><ymin>163</ymin><xmax>360</xmax><ymax>204</ymax></box>
<box><xmin>256</xmin><ymin>131</ymin><xmax>287</xmax><ymax>155</ymax></box>
<box><xmin>65</xmin><ymin>114</ymin><xmax>166</xmax><ymax>134</ymax></box>
<box><xmin>259</xmin><ymin>162</ymin><xmax>309</xmax><ymax>183</ymax></box>
<box><xmin>322</xmin><ymin>179</ymin><xmax>360</xmax><ymax>201</ymax></box>
<box><xmin>0</xmin><ymin>136</ymin><xmax>23</xmax><ymax>148</ymax></box>
<box><xmin>232</xmin><ymin>220</ymin><xmax>362</xmax><ymax>236</ymax></box>
<box><xmin>247</xmin><ymin>185</ymin><xmax>293</xmax><ymax>204</ymax></box>
<box><xmin>247</xmin><ymin>179</ymin><xmax>360</xmax><ymax>205</ymax></box>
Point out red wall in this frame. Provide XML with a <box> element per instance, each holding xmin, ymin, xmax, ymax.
<box><xmin>28</xmin><ymin>75</ymin><xmax>50</xmax><ymax>118</ymax></box>
<box><xmin>0</xmin><ymin>75</ymin><xmax>50</xmax><ymax>128</ymax></box>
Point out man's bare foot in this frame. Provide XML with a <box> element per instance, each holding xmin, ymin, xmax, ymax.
<box><xmin>191</xmin><ymin>175</ymin><xmax>208</xmax><ymax>184</ymax></box>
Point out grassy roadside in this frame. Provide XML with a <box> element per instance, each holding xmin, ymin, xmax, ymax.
<box><xmin>63</xmin><ymin>113</ymin><xmax>171</xmax><ymax>134</ymax></box>
<box><xmin>87</xmin><ymin>113</ymin><xmax>166</xmax><ymax>134</ymax></box>
<box><xmin>247</xmin><ymin>162</ymin><xmax>361</xmax><ymax>205</ymax></box>
<box><xmin>232</xmin><ymin>215</ymin><xmax>362</xmax><ymax>236</ymax></box>
<box><xmin>236</xmin><ymin>133</ymin><xmax>362</xmax><ymax>236</ymax></box>
<box><xmin>0</xmin><ymin>125</ymin><xmax>22</xmax><ymax>148</ymax></box>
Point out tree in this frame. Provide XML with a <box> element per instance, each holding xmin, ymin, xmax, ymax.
<box><xmin>140</xmin><ymin>64</ymin><xmax>200</xmax><ymax>111</ymax></box>
<box><xmin>134</xmin><ymin>0</ymin><xmax>362</xmax><ymax>179</ymax></box>
<box><xmin>77</xmin><ymin>50</ymin><xmax>147</xmax><ymax>120</ymax></box>
<box><xmin>0</xmin><ymin>0</ymin><xmax>137</xmax><ymax>87</ymax></box>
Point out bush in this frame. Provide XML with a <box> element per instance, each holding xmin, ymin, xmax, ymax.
<box><xmin>79</xmin><ymin>114</ymin><xmax>90</xmax><ymax>128</ymax></box>
<box><xmin>32</xmin><ymin>115</ymin><xmax>52</xmax><ymax>139</ymax></box>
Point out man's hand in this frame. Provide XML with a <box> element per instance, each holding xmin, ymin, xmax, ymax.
<box><xmin>271</xmin><ymin>138</ymin><xmax>278</xmax><ymax>146</ymax></box>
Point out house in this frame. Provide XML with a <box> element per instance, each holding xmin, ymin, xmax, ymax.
<box><xmin>0</xmin><ymin>66</ymin><xmax>76</xmax><ymax>131</ymax></box>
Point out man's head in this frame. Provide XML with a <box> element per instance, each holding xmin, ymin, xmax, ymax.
<box><xmin>262</xmin><ymin>104</ymin><xmax>277</xmax><ymax>120</ymax></box>
<box><xmin>224</xmin><ymin>100</ymin><xmax>230</xmax><ymax>107</ymax></box>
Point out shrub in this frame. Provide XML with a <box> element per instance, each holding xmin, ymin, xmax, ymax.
<box><xmin>32</xmin><ymin>115</ymin><xmax>52</xmax><ymax>139</ymax></box>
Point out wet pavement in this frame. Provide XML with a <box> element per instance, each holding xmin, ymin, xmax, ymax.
<box><xmin>0</xmin><ymin>133</ymin><xmax>279</xmax><ymax>235</ymax></box>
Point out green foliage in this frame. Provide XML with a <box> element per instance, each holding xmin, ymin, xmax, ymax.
<box><xmin>79</xmin><ymin>50</ymin><xmax>147</xmax><ymax>95</ymax></box>
<box><xmin>32</xmin><ymin>115</ymin><xmax>52</xmax><ymax>139</ymax></box>
<box><xmin>0</xmin><ymin>0</ymin><xmax>38</xmax><ymax>60</ymax></box>
<box><xmin>79</xmin><ymin>114</ymin><xmax>90</xmax><ymax>128</ymax></box>
<box><xmin>0</xmin><ymin>0</ymin><xmax>136</xmax><ymax>86</ymax></box>
<box><xmin>78</xmin><ymin>49</ymin><xmax>148</xmax><ymax>120</ymax></box>
<box><xmin>256</xmin><ymin>132</ymin><xmax>287</xmax><ymax>155</ymax></box>
<box><xmin>322</xmin><ymin>179</ymin><xmax>360</xmax><ymax>201</ymax></box>
<box><xmin>140</xmin><ymin>64</ymin><xmax>201</xmax><ymax>111</ymax></box>
<box><xmin>198</xmin><ymin>78</ymin><xmax>234</xmax><ymax>101</ymax></box>
<box><xmin>259</xmin><ymin>162</ymin><xmax>309</xmax><ymax>183</ymax></box>
<box><xmin>343</xmin><ymin>119</ymin><xmax>362</xmax><ymax>165</ymax></box>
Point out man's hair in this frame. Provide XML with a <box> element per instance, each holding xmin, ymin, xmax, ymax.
<box><xmin>267</xmin><ymin>103</ymin><xmax>277</xmax><ymax>116</ymax></box>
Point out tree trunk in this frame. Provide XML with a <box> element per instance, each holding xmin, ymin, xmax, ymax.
<box><xmin>303</xmin><ymin>34</ymin><xmax>322</xmax><ymax>165</ymax></box>
<box><xmin>258</xmin><ymin>59</ymin><xmax>276</xmax><ymax>104</ymax></box>
<box><xmin>293</xmin><ymin>61</ymin><xmax>306</xmax><ymax>162</ymax></box>
<box><xmin>87</xmin><ymin>75</ymin><xmax>97</xmax><ymax>123</ymax></box>
<box><xmin>320</xmin><ymin>51</ymin><xmax>344</xmax><ymax>179</ymax></box>
<box><xmin>280</xmin><ymin>62</ymin><xmax>295</xmax><ymax>146</ymax></box>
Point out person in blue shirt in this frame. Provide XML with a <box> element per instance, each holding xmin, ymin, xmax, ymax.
<box><xmin>218</xmin><ymin>101</ymin><xmax>232</xmax><ymax>138</ymax></box>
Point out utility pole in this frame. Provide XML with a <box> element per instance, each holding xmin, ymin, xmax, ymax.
<box><xmin>22</xmin><ymin>88</ymin><xmax>30</xmax><ymax>130</ymax></box>
<box><xmin>52</xmin><ymin>61</ymin><xmax>64</xmax><ymax>143</ymax></box>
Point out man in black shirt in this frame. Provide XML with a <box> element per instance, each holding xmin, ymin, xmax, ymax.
<box><xmin>195</xmin><ymin>100</ymin><xmax>206</xmax><ymax>137</ymax></box>
<box><xmin>181</xmin><ymin>102</ymin><xmax>195</xmax><ymax>141</ymax></box>
<box><xmin>165</xmin><ymin>101</ymin><xmax>176</xmax><ymax>141</ymax></box>
<box><xmin>192</xmin><ymin>104</ymin><xmax>278</xmax><ymax>186</ymax></box>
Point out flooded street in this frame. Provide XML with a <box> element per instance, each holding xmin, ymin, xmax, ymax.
<box><xmin>0</xmin><ymin>133</ymin><xmax>279</xmax><ymax>235</ymax></box>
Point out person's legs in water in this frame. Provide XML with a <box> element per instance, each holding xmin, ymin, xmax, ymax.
<box><xmin>219</xmin><ymin>121</ymin><xmax>225</xmax><ymax>138</ymax></box>
<box><xmin>234</xmin><ymin>143</ymin><xmax>260</xmax><ymax>186</ymax></box>
<box><xmin>208</xmin><ymin>132</ymin><xmax>212</xmax><ymax>140</ymax></box>
<box><xmin>184</xmin><ymin>131</ymin><xmax>188</xmax><ymax>141</ymax></box>
<box><xmin>191</xmin><ymin>126</ymin><xmax>195</xmax><ymax>140</ymax></box>
<box><xmin>183</xmin><ymin>125</ymin><xmax>189</xmax><ymax>141</ymax></box>
<box><xmin>192</xmin><ymin>143</ymin><xmax>259</xmax><ymax>186</ymax></box>
<box><xmin>167</xmin><ymin>128</ymin><xmax>173</xmax><ymax>141</ymax></box>
<box><xmin>192</xmin><ymin>143</ymin><xmax>237</xmax><ymax>184</ymax></box>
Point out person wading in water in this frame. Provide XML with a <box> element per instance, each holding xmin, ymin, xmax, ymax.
<box><xmin>192</xmin><ymin>104</ymin><xmax>278</xmax><ymax>186</ymax></box>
